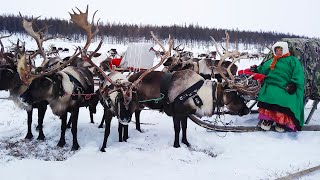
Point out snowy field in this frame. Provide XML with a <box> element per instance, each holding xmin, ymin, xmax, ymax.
<box><xmin>1</xmin><ymin>36</ymin><xmax>320</xmax><ymax>180</ymax></box>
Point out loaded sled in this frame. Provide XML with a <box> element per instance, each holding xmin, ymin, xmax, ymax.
<box><xmin>190</xmin><ymin>38</ymin><xmax>320</xmax><ymax>132</ymax></box>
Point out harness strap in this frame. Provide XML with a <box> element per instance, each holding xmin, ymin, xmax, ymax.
<box><xmin>66</xmin><ymin>73</ymin><xmax>88</xmax><ymax>100</ymax></box>
<box><xmin>215</xmin><ymin>83</ymin><xmax>224</xmax><ymax>116</ymax></box>
<box><xmin>160</xmin><ymin>73</ymin><xmax>174</xmax><ymax>97</ymax></box>
<box><xmin>212</xmin><ymin>81</ymin><xmax>217</xmax><ymax>115</ymax></box>
<box><xmin>174</xmin><ymin>80</ymin><xmax>204</xmax><ymax>106</ymax></box>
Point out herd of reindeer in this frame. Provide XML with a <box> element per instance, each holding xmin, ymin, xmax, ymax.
<box><xmin>0</xmin><ymin>6</ymin><xmax>262</xmax><ymax>152</ymax></box>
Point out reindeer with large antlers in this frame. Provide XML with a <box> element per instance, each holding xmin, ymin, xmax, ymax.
<box><xmin>113</xmin><ymin>32</ymin><xmax>251</xmax><ymax>148</ymax></box>
<box><xmin>210</xmin><ymin>32</ymin><xmax>261</xmax><ymax>96</ymax></box>
<box><xmin>96</xmin><ymin>32</ymin><xmax>173</xmax><ymax>151</ymax></box>
<box><xmin>0</xmin><ymin>34</ymin><xmax>51</xmax><ymax>140</ymax></box>
<box><xmin>18</xmin><ymin>7</ymin><xmax>102</xmax><ymax>150</ymax></box>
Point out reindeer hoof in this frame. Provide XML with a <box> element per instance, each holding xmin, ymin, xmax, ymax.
<box><xmin>71</xmin><ymin>144</ymin><xmax>80</xmax><ymax>151</ymax></box>
<box><xmin>182</xmin><ymin>139</ymin><xmax>190</xmax><ymax>147</ymax></box>
<box><xmin>100</xmin><ymin>148</ymin><xmax>106</xmax><ymax>152</ymax></box>
<box><xmin>173</xmin><ymin>143</ymin><xmax>180</xmax><ymax>148</ymax></box>
<box><xmin>123</xmin><ymin>136</ymin><xmax>129</xmax><ymax>142</ymax></box>
<box><xmin>25</xmin><ymin>133</ymin><xmax>33</xmax><ymax>139</ymax></box>
<box><xmin>37</xmin><ymin>135</ymin><xmax>45</xmax><ymax>141</ymax></box>
<box><xmin>98</xmin><ymin>125</ymin><xmax>103</xmax><ymax>128</ymax></box>
<box><xmin>57</xmin><ymin>140</ymin><xmax>66</xmax><ymax>147</ymax></box>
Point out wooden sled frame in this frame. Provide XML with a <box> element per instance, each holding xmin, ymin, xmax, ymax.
<box><xmin>188</xmin><ymin>114</ymin><xmax>320</xmax><ymax>132</ymax></box>
<box><xmin>188</xmin><ymin>99</ymin><xmax>320</xmax><ymax>132</ymax></box>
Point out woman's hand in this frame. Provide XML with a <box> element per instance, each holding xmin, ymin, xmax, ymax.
<box><xmin>250</xmin><ymin>65</ymin><xmax>258</xmax><ymax>72</ymax></box>
<box><xmin>286</xmin><ymin>83</ymin><xmax>297</xmax><ymax>94</ymax></box>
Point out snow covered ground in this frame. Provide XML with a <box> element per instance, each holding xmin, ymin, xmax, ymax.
<box><xmin>0</xmin><ymin>37</ymin><xmax>320</xmax><ymax>180</ymax></box>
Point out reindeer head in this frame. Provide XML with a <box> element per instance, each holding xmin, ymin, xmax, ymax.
<box><xmin>0</xmin><ymin>35</ymin><xmax>21</xmax><ymax>90</ymax></box>
<box><xmin>221</xmin><ymin>88</ymin><xmax>250</xmax><ymax>116</ymax></box>
<box><xmin>160</xmin><ymin>42</ymin><xmax>187</xmax><ymax>72</ymax></box>
<box><xmin>99</xmin><ymin>72</ymin><xmax>139</xmax><ymax>125</ymax></box>
<box><xmin>0</xmin><ymin>65</ymin><xmax>19</xmax><ymax>91</ymax></box>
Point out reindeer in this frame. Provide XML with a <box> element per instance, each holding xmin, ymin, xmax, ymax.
<box><xmin>162</xmin><ymin>42</ymin><xmax>238</xmax><ymax>82</ymax></box>
<box><xmin>118</xmin><ymin>32</ymin><xmax>259</xmax><ymax>148</ymax></box>
<box><xmin>18</xmin><ymin>7</ymin><xmax>101</xmax><ymax>150</ymax></box>
<box><xmin>92</xmin><ymin>32</ymin><xmax>176</xmax><ymax>151</ymax></box>
<box><xmin>46</xmin><ymin>44</ymin><xmax>59</xmax><ymax>56</ymax></box>
<box><xmin>0</xmin><ymin>34</ymin><xmax>50</xmax><ymax>140</ymax></box>
<box><xmin>96</xmin><ymin>72</ymin><xmax>140</xmax><ymax>151</ymax></box>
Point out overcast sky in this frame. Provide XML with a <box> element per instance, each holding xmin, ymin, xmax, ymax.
<box><xmin>1</xmin><ymin>0</ymin><xmax>319</xmax><ymax>38</ymax></box>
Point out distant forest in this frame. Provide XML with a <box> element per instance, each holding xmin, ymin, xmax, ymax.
<box><xmin>0</xmin><ymin>14</ymin><xmax>304</xmax><ymax>49</ymax></box>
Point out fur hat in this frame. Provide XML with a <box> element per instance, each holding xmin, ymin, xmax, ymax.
<box><xmin>272</xmin><ymin>41</ymin><xmax>289</xmax><ymax>56</ymax></box>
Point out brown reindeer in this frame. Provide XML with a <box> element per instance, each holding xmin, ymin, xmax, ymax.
<box><xmin>0</xmin><ymin>34</ymin><xmax>50</xmax><ymax>140</ymax></box>
<box><xmin>94</xmin><ymin>32</ymin><xmax>174</xmax><ymax>151</ymax></box>
<box><xmin>18</xmin><ymin>7</ymin><xmax>101</xmax><ymax>150</ymax></box>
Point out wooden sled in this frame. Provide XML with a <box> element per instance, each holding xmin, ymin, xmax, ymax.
<box><xmin>188</xmin><ymin>115</ymin><xmax>320</xmax><ymax>132</ymax></box>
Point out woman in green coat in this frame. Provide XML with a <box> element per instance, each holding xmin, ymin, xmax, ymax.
<box><xmin>251</xmin><ymin>41</ymin><xmax>304</xmax><ymax>132</ymax></box>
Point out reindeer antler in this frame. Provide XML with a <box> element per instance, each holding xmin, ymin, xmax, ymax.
<box><xmin>172</xmin><ymin>43</ymin><xmax>185</xmax><ymax>58</ymax></box>
<box><xmin>19</xmin><ymin>13</ymin><xmax>64</xmax><ymax>63</ymax></box>
<box><xmin>69</xmin><ymin>5</ymin><xmax>118</xmax><ymax>91</ymax></box>
<box><xmin>69</xmin><ymin>5</ymin><xmax>100</xmax><ymax>50</ymax></box>
<box><xmin>129</xmin><ymin>31</ymin><xmax>173</xmax><ymax>88</ymax></box>
<box><xmin>17</xmin><ymin>48</ymin><xmax>81</xmax><ymax>85</ymax></box>
<box><xmin>0</xmin><ymin>34</ymin><xmax>12</xmax><ymax>57</ymax></box>
<box><xmin>211</xmin><ymin>31</ymin><xmax>261</xmax><ymax>95</ymax></box>
<box><xmin>120</xmin><ymin>32</ymin><xmax>173</xmax><ymax>106</ymax></box>
<box><xmin>17</xmin><ymin>13</ymin><xmax>82</xmax><ymax>84</ymax></box>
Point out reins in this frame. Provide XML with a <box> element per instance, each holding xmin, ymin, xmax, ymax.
<box><xmin>138</xmin><ymin>93</ymin><xmax>165</xmax><ymax>103</ymax></box>
<box><xmin>64</xmin><ymin>92</ymin><xmax>97</xmax><ymax>100</ymax></box>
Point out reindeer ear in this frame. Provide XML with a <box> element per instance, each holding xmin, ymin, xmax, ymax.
<box><xmin>93</xmin><ymin>53</ymin><xmax>101</xmax><ymax>57</ymax></box>
<box><xmin>163</xmin><ymin>57</ymin><xmax>173</xmax><ymax>66</ymax></box>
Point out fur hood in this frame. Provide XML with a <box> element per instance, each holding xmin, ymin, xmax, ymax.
<box><xmin>272</xmin><ymin>41</ymin><xmax>289</xmax><ymax>56</ymax></box>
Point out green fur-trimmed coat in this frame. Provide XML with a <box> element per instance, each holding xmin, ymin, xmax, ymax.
<box><xmin>257</xmin><ymin>56</ymin><xmax>305</xmax><ymax>127</ymax></box>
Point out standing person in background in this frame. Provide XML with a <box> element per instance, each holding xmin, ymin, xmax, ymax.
<box><xmin>250</xmin><ymin>41</ymin><xmax>304</xmax><ymax>132</ymax></box>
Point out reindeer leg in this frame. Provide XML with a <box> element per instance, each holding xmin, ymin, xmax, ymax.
<box><xmin>37</xmin><ymin>103</ymin><xmax>47</xmax><ymax>140</ymax></box>
<box><xmin>173</xmin><ymin>116</ymin><xmax>181</xmax><ymax>148</ymax></box>
<box><xmin>98</xmin><ymin>109</ymin><xmax>107</xmax><ymax>128</ymax></box>
<box><xmin>25</xmin><ymin>109</ymin><xmax>33</xmax><ymax>139</ymax></box>
<box><xmin>135</xmin><ymin>110</ymin><xmax>142</xmax><ymax>132</ymax></box>
<box><xmin>66</xmin><ymin>116</ymin><xmax>72</xmax><ymax>129</ymax></box>
<box><xmin>90</xmin><ymin>110</ymin><xmax>94</xmax><ymax>124</ymax></box>
<box><xmin>118</xmin><ymin>122</ymin><xmax>123</xmax><ymax>142</ymax></box>
<box><xmin>123</xmin><ymin>125</ymin><xmax>129</xmax><ymax>142</ymax></box>
<box><xmin>57</xmin><ymin>112</ymin><xmax>67</xmax><ymax>147</ymax></box>
<box><xmin>71</xmin><ymin>108</ymin><xmax>80</xmax><ymax>151</ymax></box>
<box><xmin>100</xmin><ymin>111</ymin><xmax>113</xmax><ymax>152</ymax></box>
<box><xmin>181</xmin><ymin>116</ymin><xmax>190</xmax><ymax>147</ymax></box>
<box><xmin>89</xmin><ymin>103</ymin><xmax>96</xmax><ymax>124</ymax></box>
